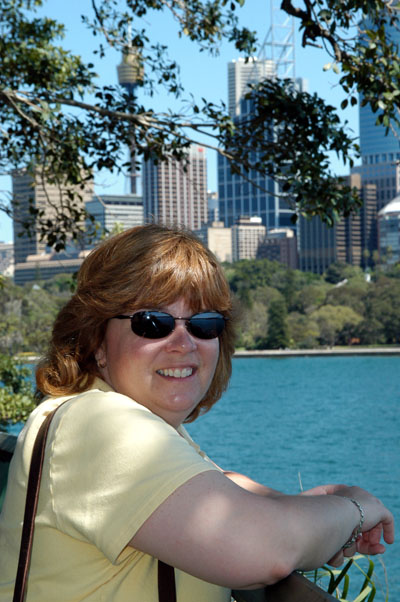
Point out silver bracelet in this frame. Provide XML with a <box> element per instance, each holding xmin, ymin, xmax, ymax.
<box><xmin>342</xmin><ymin>497</ymin><xmax>365</xmax><ymax>549</ymax></box>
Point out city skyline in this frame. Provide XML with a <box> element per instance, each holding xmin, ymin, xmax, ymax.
<box><xmin>0</xmin><ymin>0</ymin><xmax>360</xmax><ymax>242</ymax></box>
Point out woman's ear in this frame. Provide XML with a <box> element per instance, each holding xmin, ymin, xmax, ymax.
<box><xmin>95</xmin><ymin>343</ymin><xmax>107</xmax><ymax>369</ymax></box>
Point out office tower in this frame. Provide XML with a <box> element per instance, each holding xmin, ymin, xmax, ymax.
<box><xmin>257</xmin><ymin>228</ymin><xmax>298</xmax><ymax>269</ymax></box>
<box><xmin>352</xmin><ymin>161</ymin><xmax>400</xmax><ymax>211</ymax></box>
<box><xmin>378</xmin><ymin>196</ymin><xmax>400</xmax><ymax>264</ymax></box>
<box><xmin>219</xmin><ymin>57</ymin><xmax>305</xmax><ymax>231</ymax></box>
<box><xmin>228</xmin><ymin>58</ymin><xmax>276</xmax><ymax>117</ymax></box>
<box><xmin>218</xmin><ymin>95</ymin><xmax>296</xmax><ymax>230</ymax></box>
<box><xmin>12</xmin><ymin>170</ymin><xmax>94</xmax><ymax>264</ymax></box>
<box><xmin>194</xmin><ymin>221</ymin><xmax>232</xmax><ymax>263</ymax></box>
<box><xmin>12</xmin><ymin>170</ymin><xmax>94</xmax><ymax>284</ymax></box>
<box><xmin>298</xmin><ymin>174</ymin><xmax>377</xmax><ymax>273</ymax></box>
<box><xmin>231</xmin><ymin>216</ymin><xmax>266</xmax><ymax>261</ymax></box>
<box><xmin>352</xmin><ymin>19</ymin><xmax>400</xmax><ymax>209</ymax></box>
<box><xmin>142</xmin><ymin>145</ymin><xmax>208</xmax><ymax>230</ymax></box>
<box><xmin>85</xmin><ymin>193</ymin><xmax>143</xmax><ymax>244</ymax></box>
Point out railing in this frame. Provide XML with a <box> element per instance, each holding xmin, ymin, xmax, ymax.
<box><xmin>234</xmin><ymin>572</ymin><xmax>337</xmax><ymax>601</ymax></box>
<box><xmin>1</xmin><ymin>432</ymin><xmax>336</xmax><ymax>601</ymax></box>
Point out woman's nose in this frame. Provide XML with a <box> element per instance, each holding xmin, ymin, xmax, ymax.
<box><xmin>165</xmin><ymin>320</ymin><xmax>197</xmax><ymax>352</ymax></box>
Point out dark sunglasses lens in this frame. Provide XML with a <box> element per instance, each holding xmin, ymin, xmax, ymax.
<box><xmin>130</xmin><ymin>311</ymin><xmax>174</xmax><ymax>339</ymax></box>
<box><xmin>188</xmin><ymin>313</ymin><xmax>226</xmax><ymax>339</ymax></box>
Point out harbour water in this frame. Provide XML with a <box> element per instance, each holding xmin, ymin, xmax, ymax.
<box><xmin>186</xmin><ymin>356</ymin><xmax>400</xmax><ymax>600</ymax></box>
<box><xmin>5</xmin><ymin>356</ymin><xmax>399</xmax><ymax>599</ymax></box>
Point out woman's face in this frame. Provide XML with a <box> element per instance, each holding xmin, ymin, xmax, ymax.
<box><xmin>95</xmin><ymin>297</ymin><xmax>220</xmax><ymax>427</ymax></box>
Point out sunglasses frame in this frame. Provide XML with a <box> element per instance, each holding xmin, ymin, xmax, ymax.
<box><xmin>113</xmin><ymin>310</ymin><xmax>226</xmax><ymax>340</ymax></box>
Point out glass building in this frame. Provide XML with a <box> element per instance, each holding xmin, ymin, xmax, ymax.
<box><xmin>352</xmin><ymin>19</ymin><xmax>400</xmax><ymax>209</ymax></box>
<box><xmin>218</xmin><ymin>59</ymin><xmax>305</xmax><ymax>231</ymax></box>
<box><xmin>378</xmin><ymin>196</ymin><xmax>400</xmax><ymax>264</ymax></box>
<box><xmin>218</xmin><ymin>96</ymin><xmax>296</xmax><ymax>231</ymax></box>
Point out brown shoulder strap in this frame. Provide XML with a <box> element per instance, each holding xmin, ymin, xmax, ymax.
<box><xmin>13</xmin><ymin>400</ymin><xmax>176</xmax><ymax>602</ymax></box>
<box><xmin>13</xmin><ymin>404</ymin><xmax>62</xmax><ymax>602</ymax></box>
<box><xmin>158</xmin><ymin>559</ymin><xmax>177</xmax><ymax>602</ymax></box>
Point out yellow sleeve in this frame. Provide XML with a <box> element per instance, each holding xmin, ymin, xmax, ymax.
<box><xmin>47</xmin><ymin>390</ymin><xmax>218</xmax><ymax>563</ymax></box>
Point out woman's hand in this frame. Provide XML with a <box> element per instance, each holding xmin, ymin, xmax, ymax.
<box><xmin>300</xmin><ymin>483</ymin><xmax>395</xmax><ymax>566</ymax></box>
<box><xmin>334</xmin><ymin>485</ymin><xmax>395</xmax><ymax>549</ymax></box>
<box><xmin>325</xmin><ymin>523</ymin><xmax>388</xmax><ymax>567</ymax></box>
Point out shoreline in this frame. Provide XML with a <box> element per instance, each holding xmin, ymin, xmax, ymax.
<box><xmin>233</xmin><ymin>347</ymin><xmax>400</xmax><ymax>358</ymax></box>
<box><xmin>17</xmin><ymin>346</ymin><xmax>400</xmax><ymax>363</ymax></box>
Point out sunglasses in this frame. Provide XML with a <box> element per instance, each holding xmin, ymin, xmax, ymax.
<box><xmin>114</xmin><ymin>310</ymin><xmax>226</xmax><ymax>340</ymax></box>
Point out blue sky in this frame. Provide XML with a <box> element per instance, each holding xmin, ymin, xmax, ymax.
<box><xmin>0</xmin><ymin>0</ymin><xmax>360</xmax><ymax>242</ymax></box>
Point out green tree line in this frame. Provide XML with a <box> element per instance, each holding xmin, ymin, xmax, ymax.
<box><xmin>1</xmin><ymin>260</ymin><xmax>400</xmax><ymax>357</ymax></box>
<box><xmin>227</xmin><ymin>260</ymin><xmax>400</xmax><ymax>349</ymax></box>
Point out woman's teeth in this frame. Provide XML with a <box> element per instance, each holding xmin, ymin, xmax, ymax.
<box><xmin>157</xmin><ymin>368</ymin><xmax>193</xmax><ymax>378</ymax></box>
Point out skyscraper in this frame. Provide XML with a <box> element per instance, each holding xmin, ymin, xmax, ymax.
<box><xmin>352</xmin><ymin>20</ymin><xmax>400</xmax><ymax>209</ymax></box>
<box><xmin>217</xmin><ymin>0</ymin><xmax>309</xmax><ymax>237</ymax></box>
<box><xmin>227</xmin><ymin>57</ymin><xmax>276</xmax><ymax>117</ymax></box>
<box><xmin>12</xmin><ymin>170</ymin><xmax>94</xmax><ymax>265</ymax></box>
<box><xmin>298</xmin><ymin>174</ymin><xmax>377</xmax><ymax>273</ymax></box>
<box><xmin>12</xmin><ymin>170</ymin><xmax>94</xmax><ymax>284</ymax></box>
<box><xmin>218</xmin><ymin>93</ymin><xmax>297</xmax><ymax>231</ymax></box>
<box><xmin>142</xmin><ymin>145</ymin><xmax>207</xmax><ymax>230</ymax></box>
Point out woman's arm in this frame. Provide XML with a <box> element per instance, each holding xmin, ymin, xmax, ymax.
<box><xmin>128</xmin><ymin>470</ymin><xmax>394</xmax><ymax>590</ymax></box>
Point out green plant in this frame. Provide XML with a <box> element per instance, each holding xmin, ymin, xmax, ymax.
<box><xmin>0</xmin><ymin>354</ymin><xmax>36</xmax><ymax>430</ymax></box>
<box><xmin>306</xmin><ymin>555</ymin><xmax>389</xmax><ymax>602</ymax></box>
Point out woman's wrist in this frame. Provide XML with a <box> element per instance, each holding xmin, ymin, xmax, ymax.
<box><xmin>339</xmin><ymin>497</ymin><xmax>365</xmax><ymax>549</ymax></box>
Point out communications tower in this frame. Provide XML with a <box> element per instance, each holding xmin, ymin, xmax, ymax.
<box><xmin>260</xmin><ymin>0</ymin><xmax>295</xmax><ymax>79</ymax></box>
<box><xmin>117</xmin><ymin>47</ymin><xmax>144</xmax><ymax>194</ymax></box>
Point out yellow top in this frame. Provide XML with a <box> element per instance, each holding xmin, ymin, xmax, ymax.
<box><xmin>0</xmin><ymin>378</ymin><xmax>230</xmax><ymax>602</ymax></box>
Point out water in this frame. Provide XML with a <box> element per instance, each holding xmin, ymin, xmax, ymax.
<box><xmin>5</xmin><ymin>357</ymin><xmax>400</xmax><ymax>598</ymax></box>
<box><xmin>186</xmin><ymin>356</ymin><xmax>400</xmax><ymax>600</ymax></box>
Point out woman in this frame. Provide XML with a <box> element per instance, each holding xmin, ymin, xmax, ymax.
<box><xmin>0</xmin><ymin>224</ymin><xmax>394</xmax><ymax>601</ymax></box>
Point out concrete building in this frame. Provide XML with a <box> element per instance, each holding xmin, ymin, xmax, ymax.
<box><xmin>85</xmin><ymin>194</ymin><xmax>143</xmax><ymax>243</ymax></box>
<box><xmin>299</xmin><ymin>175</ymin><xmax>378</xmax><ymax>273</ymax></box>
<box><xmin>257</xmin><ymin>228</ymin><xmax>298</xmax><ymax>269</ymax></box>
<box><xmin>12</xmin><ymin>170</ymin><xmax>93</xmax><ymax>264</ymax></box>
<box><xmin>378</xmin><ymin>196</ymin><xmax>400</xmax><ymax>264</ymax></box>
<box><xmin>231</xmin><ymin>216</ymin><xmax>266</xmax><ymax>261</ymax></box>
<box><xmin>14</xmin><ymin>250</ymin><xmax>91</xmax><ymax>286</ymax></box>
<box><xmin>228</xmin><ymin>57</ymin><xmax>276</xmax><ymax>117</ymax></box>
<box><xmin>194</xmin><ymin>221</ymin><xmax>232</xmax><ymax>263</ymax></box>
<box><xmin>142</xmin><ymin>145</ymin><xmax>207</xmax><ymax>230</ymax></box>
<box><xmin>12</xmin><ymin>170</ymin><xmax>94</xmax><ymax>284</ymax></box>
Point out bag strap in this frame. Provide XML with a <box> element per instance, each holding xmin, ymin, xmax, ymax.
<box><xmin>13</xmin><ymin>400</ymin><xmax>176</xmax><ymax>602</ymax></box>
<box><xmin>158</xmin><ymin>560</ymin><xmax>177</xmax><ymax>602</ymax></box>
